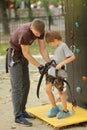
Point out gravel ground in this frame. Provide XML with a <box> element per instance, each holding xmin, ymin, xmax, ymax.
<box><xmin>0</xmin><ymin>56</ymin><xmax>87</xmax><ymax>130</ymax></box>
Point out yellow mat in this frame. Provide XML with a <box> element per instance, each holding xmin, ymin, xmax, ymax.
<box><xmin>27</xmin><ymin>103</ymin><xmax>87</xmax><ymax>128</ymax></box>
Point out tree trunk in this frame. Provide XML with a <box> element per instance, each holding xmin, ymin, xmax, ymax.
<box><xmin>28</xmin><ymin>0</ymin><xmax>33</xmax><ymax>21</ymax></box>
<box><xmin>0</xmin><ymin>0</ymin><xmax>10</xmax><ymax>35</ymax></box>
<box><xmin>42</xmin><ymin>0</ymin><xmax>53</xmax><ymax>30</ymax></box>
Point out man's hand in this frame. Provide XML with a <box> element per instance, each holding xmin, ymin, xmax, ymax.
<box><xmin>38</xmin><ymin>65</ymin><xmax>45</xmax><ymax>74</ymax></box>
<box><xmin>45</xmin><ymin>60</ymin><xmax>56</xmax><ymax>67</ymax></box>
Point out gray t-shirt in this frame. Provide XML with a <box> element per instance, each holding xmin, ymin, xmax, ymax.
<box><xmin>48</xmin><ymin>42</ymin><xmax>74</xmax><ymax>77</ymax></box>
<box><xmin>53</xmin><ymin>42</ymin><xmax>74</xmax><ymax>64</ymax></box>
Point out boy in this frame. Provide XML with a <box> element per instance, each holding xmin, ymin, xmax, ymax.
<box><xmin>45</xmin><ymin>30</ymin><xmax>75</xmax><ymax>119</ymax></box>
<box><xmin>7</xmin><ymin>19</ymin><xmax>50</xmax><ymax>126</ymax></box>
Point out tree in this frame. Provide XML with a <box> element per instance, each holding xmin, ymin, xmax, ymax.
<box><xmin>28</xmin><ymin>0</ymin><xmax>33</xmax><ymax>21</ymax></box>
<box><xmin>0</xmin><ymin>0</ymin><xmax>10</xmax><ymax>35</ymax></box>
<box><xmin>8</xmin><ymin>0</ymin><xmax>19</xmax><ymax>19</ymax></box>
<box><xmin>42</xmin><ymin>0</ymin><xmax>53</xmax><ymax>30</ymax></box>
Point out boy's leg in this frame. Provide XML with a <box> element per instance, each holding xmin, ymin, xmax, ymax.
<box><xmin>46</xmin><ymin>83</ymin><xmax>61</xmax><ymax>117</ymax></box>
<box><xmin>57</xmin><ymin>90</ymin><xmax>74</xmax><ymax>119</ymax></box>
<box><xmin>58</xmin><ymin>91</ymin><xmax>67</xmax><ymax>111</ymax></box>
<box><xmin>46</xmin><ymin>83</ymin><xmax>56</xmax><ymax>108</ymax></box>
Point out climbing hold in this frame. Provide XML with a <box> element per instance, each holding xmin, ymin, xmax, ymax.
<box><xmin>82</xmin><ymin>76</ymin><xmax>87</xmax><ymax>81</ymax></box>
<box><xmin>75</xmin><ymin>22</ymin><xmax>80</xmax><ymax>28</ymax></box>
<box><xmin>76</xmin><ymin>86</ymin><xmax>82</xmax><ymax>93</ymax></box>
<box><xmin>76</xmin><ymin>48</ymin><xmax>80</xmax><ymax>53</ymax></box>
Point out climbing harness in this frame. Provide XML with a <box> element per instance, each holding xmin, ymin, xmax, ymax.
<box><xmin>36</xmin><ymin>60</ymin><xmax>76</xmax><ymax>107</ymax></box>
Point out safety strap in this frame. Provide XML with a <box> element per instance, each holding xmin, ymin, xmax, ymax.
<box><xmin>36</xmin><ymin>60</ymin><xmax>77</xmax><ymax>107</ymax></box>
<box><xmin>37</xmin><ymin>60</ymin><xmax>56</xmax><ymax>98</ymax></box>
<box><xmin>5</xmin><ymin>48</ymin><xmax>9</xmax><ymax>73</ymax></box>
<box><xmin>37</xmin><ymin>60</ymin><xmax>63</xmax><ymax>96</ymax></box>
<box><xmin>63</xmin><ymin>79</ymin><xmax>77</xmax><ymax>107</ymax></box>
<box><xmin>37</xmin><ymin>65</ymin><xmax>48</xmax><ymax>98</ymax></box>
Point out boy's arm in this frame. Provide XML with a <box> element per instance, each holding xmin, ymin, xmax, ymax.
<box><xmin>37</xmin><ymin>39</ymin><xmax>51</xmax><ymax>62</ymax></box>
<box><xmin>56</xmin><ymin>55</ymin><xmax>76</xmax><ymax>70</ymax></box>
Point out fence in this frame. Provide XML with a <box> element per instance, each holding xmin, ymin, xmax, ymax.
<box><xmin>0</xmin><ymin>15</ymin><xmax>65</xmax><ymax>45</ymax></box>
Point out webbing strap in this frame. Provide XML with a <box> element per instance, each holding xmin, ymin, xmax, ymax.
<box><xmin>37</xmin><ymin>60</ymin><xmax>56</xmax><ymax>98</ymax></box>
<box><xmin>37</xmin><ymin>60</ymin><xmax>77</xmax><ymax>109</ymax></box>
<box><xmin>5</xmin><ymin>48</ymin><xmax>9</xmax><ymax>73</ymax></box>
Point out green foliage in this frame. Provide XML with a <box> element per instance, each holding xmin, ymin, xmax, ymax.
<box><xmin>49</xmin><ymin>0</ymin><xmax>64</xmax><ymax>6</ymax></box>
<box><xmin>0</xmin><ymin>42</ymin><xmax>54</xmax><ymax>56</ymax></box>
<box><xmin>0</xmin><ymin>44</ymin><xmax>9</xmax><ymax>55</ymax></box>
<box><xmin>49</xmin><ymin>0</ymin><xmax>58</xmax><ymax>6</ymax></box>
<box><xmin>30</xmin><ymin>41</ymin><xmax>54</xmax><ymax>55</ymax></box>
<box><xmin>15</xmin><ymin>0</ymin><xmax>21</xmax><ymax>8</ymax></box>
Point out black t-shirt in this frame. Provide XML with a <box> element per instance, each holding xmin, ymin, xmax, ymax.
<box><xmin>10</xmin><ymin>22</ymin><xmax>44</xmax><ymax>56</ymax></box>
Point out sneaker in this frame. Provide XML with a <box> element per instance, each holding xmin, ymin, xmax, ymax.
<box><xmin>15</xmin><ymin>116</ymin><xmax>32</xmax><ymax>126</ymax></box>
<box><xmin>23</xmin><ymin>111</ymin><xmax>36</xmax><ymax>119</ymax></box>
<box><xmin>57</xmin><ymin>110</ymin><xmax>74</xmax><ymax>119</ymax></box>
<box><xmin>47</xmin><ymin>105</ymin><xmax>62</xmax><ymax>117</ymax></box>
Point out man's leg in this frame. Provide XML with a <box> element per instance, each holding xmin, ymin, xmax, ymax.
<box><xmin>21</xmin><ymin>61</ymin><xmax>30</xmax><ymax>112</ymax></box>
<box><xmin>10</xmin><ymin>63</ymin><xmax>23</xmax><ymax>118</ymax></box>
<box><xmin>21</xmin><ymin>60</ymin><xmax>35</xmax><ymax>119</ymax></box>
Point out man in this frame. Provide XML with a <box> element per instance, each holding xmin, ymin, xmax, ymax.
<box><xmin>8</xmin><ymin>19</ymin><xmax>50</xmax><ymax>126</ymax></box>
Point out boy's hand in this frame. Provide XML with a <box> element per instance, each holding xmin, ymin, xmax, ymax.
<box><xmin>56</xmin><ymin>62</ymin><xmax>64</xmax><ymax>70</ymax></box>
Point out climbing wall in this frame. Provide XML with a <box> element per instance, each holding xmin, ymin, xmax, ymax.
<box><xmin>65</xmin><ymin>0</ymin><xmax>87</xmax><ymax>109</ymax></box>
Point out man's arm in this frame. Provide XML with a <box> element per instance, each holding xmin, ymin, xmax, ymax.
<box><xmin>56</xmin><ymin>55</ymin><xmax>76</xmax><ymax>70</ymax></box>
<box><xmin>37</xmin><ymin>39</ymin><xmax>51</xmax><ymax>62</ymax></box>
<box><xmin>21</xmin><ymin>44</ymin><xmax>41</xmax><ymax>67</ymax></box>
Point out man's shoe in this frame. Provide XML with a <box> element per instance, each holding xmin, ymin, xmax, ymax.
<box><xmin>15</xmin><ymin>116</ymin><xmax>32</xmax><ymax>126</ymax></box>
<box><xmin>23</xmin><ymin>111</ymin><xmax>36</xmax><ymax>119</ymax></box>
<box><xmin>47</xmin><ymin>105</ymin><xmax>62</xmax><ymax>118</ymax></box>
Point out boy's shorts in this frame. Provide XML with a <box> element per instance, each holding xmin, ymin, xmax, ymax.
<box><xmin>46</xmin><ymin>73</ymin><xmax>64</xmax><ymax>92</ymax></box>
<box><xmin>46</xmin><ymin>73</ymin><xmax>56</xmax><ymax>85</ymax></box>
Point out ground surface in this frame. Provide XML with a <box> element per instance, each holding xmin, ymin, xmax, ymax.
<box><xmin>0</xmin><ymin>56</ymin><xmax>87</xmax><ymax>130</ymax></box>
